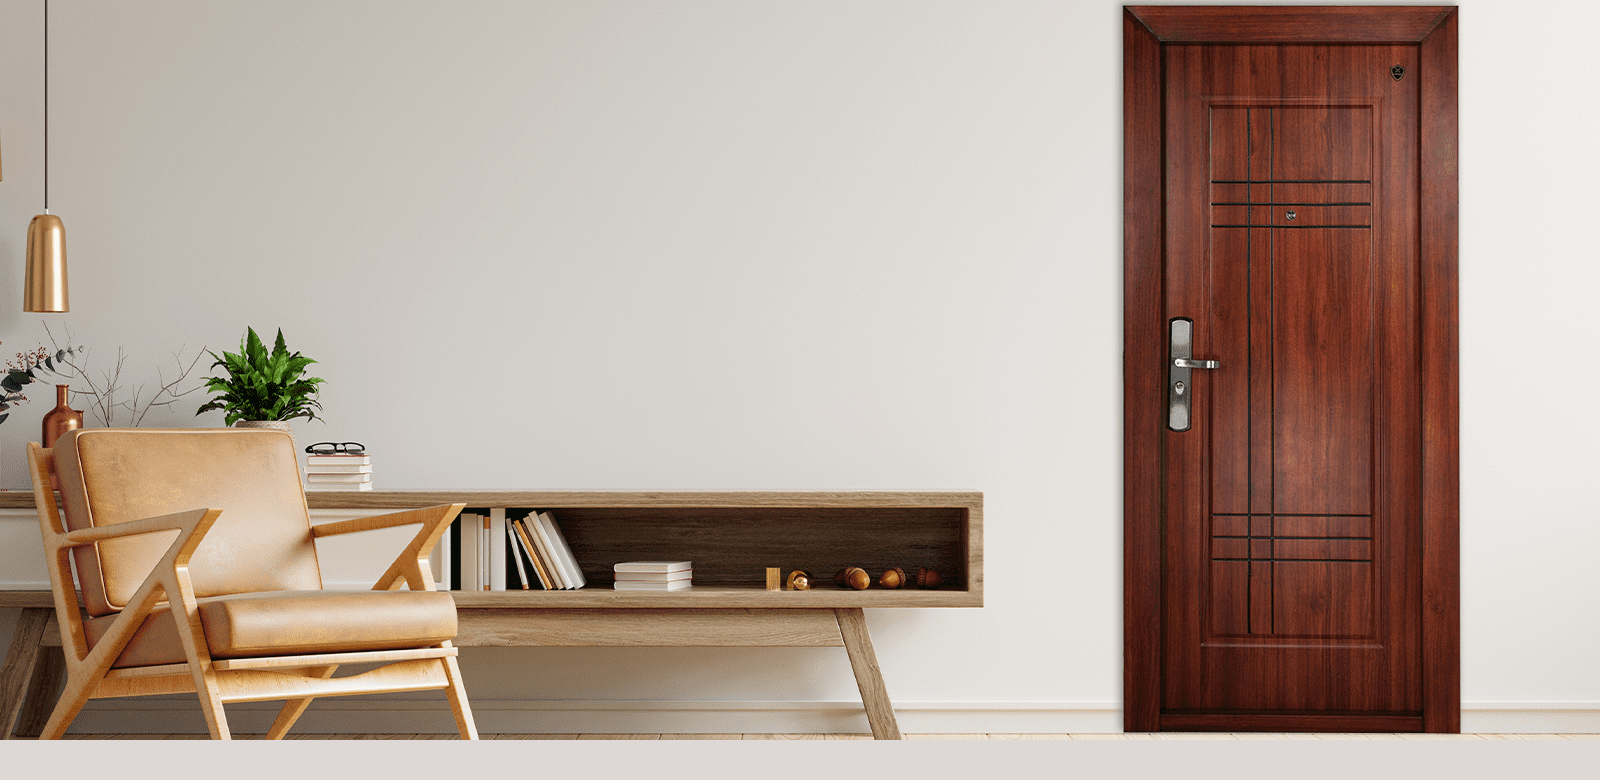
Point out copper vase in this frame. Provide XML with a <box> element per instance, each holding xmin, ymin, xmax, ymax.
<box><xmin>42</xmin><ymin>384</ymin><xmax>83</xmax><ymax>447</ymax></box>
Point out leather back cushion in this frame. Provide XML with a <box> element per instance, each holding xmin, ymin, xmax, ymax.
<box><xmin>55</xmin><ymin>428</ymin><xmax>323</xmax><ymax>617</ymax></box>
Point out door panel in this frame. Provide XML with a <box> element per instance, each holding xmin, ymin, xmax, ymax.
<box><xmin>1123</xmin><ymin>5</ymin><xmax>1458</xmax><ymax>734</ymax></box>
<box><xmin>1162</xmin><ymin>44</ymin><xmax>1419</xmax><ymax>716</ymax></box>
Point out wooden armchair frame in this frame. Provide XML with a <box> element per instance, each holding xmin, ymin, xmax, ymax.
<box><xmin>27</xmin><ymin>442</ymin><xmax>478</xmax><ymax>740</ymax></box>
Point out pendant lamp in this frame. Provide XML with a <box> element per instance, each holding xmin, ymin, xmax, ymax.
<box><xmin>25</xmin><ymin>0</ymin><xmax>67</xmax><ymax>313</ymax></box>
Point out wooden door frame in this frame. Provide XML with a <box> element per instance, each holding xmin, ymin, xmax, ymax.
<box><xmin>1122</xmin><ymin>6</ymin><xmax>1459</xmax><ymax>732</ymax></box>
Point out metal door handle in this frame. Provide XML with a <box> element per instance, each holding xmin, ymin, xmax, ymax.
<box><xmin>1169</xmin><ymin>319</ymin><xmax>1221</xmax><ymax>431</ymax></box>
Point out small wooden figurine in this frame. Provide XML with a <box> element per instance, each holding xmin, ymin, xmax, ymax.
<box><xmin>834</xmin><ymin>566</ymin><xmax>871</xmax><ymax>590</ymax></box>
<box><xmin>879</xmin><ymin>566</ymin><xmax>906</xmax><ymax>589</ymax></box>
<box><xmin>786</xmin><ymin>570</ymin><xmax>811</xmax><ymax>590</ymax></box>
<box><xmin>766</xmin><ymin>567</ymin><xmax>781</xmax><ymax>591</ymax></box>
<box><xmin>915</xmin><ymin>567</ymin><xmax>943</xmax><ymax>589</ymax></box>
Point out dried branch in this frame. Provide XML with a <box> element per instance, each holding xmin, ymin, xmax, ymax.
<box><xmin>43</xmin><ymin>322</ymin><xmax>208</xmax><ymax>428</ymax></box>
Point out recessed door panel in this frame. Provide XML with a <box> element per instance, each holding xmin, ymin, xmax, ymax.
<box><xmin>1163</xmin><ymin>43</ymin><xmax>1420</xmax><ymax>716</ymax></box>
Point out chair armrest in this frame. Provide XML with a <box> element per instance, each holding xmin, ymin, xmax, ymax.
<box><xmin>61</xmin><ymin>507</ymin><xmax>221</xmax><ymax>548</ymax></box>
<box><xmin>61</xmin><ymin>507</ymin><xmax>224</xmax><ymax>675</ymax></box>
<box><xmin>311</xmin><ymin>504</ymin><xmax>465</xmax><ymax>540</ymax></box>
<box><xmin>312</xmin><ymin>503</ymin><xmax>466</xmax><ymax>592</ymax></box>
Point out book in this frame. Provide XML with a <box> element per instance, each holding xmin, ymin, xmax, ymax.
<box><xmin>306</xmin><ymin>454</ymin><xmax>372</xmax><ymax>466</ymax></box>
<box><xmin>612</xmin><ymin>579</ymin><xmax>693</xmax><ymax>591</ymax></box>
<box><xmin>506</xmin><ymin>521</ymin><xmax>540</xmax><ymax>589</ymax></box>
<box><xmin>506</xmin><ymin>524</ymin><xmax>529</xmax><ymax>589</ymax></box>
<box><xmin>613</xmin><ymin>561</ymin><xmax>692</xmax><ymax>574</ymax></box>
<box><xmin>303</xmin><ymin>462</ymin><xmax>372</xmax><ymax>474</ymax></box>
<box><xmin>525</xmin><ymin>513</ymin><xmax>567</xmax><ymax>589</ymax></box>
<box><xmin>433</xmin><ymin>519</ymin><xmax>451</xmax><ymax>590</ymax></box>
<box><xmin>488</xmin><ymin>509</ymin><xmax>507</xmax><ymax>591</ymax></box>
<box><xmin>538</xmin><ymin>511</ymin><xmax>586</xmax><ymax>589</ymax></box>
<box><xmin>456</xmin><ymin>512</ymin><xmax>481</xmax><ymax>592</ymax></box>
<box><xmin>512</xmin><ymin>517</ymin><xmax>555</xmax><ymax>589</ymax></box>
<box><xmin>306</xmin><ymin>473</ymin><xmax>372</xmax><ymax>483</ymax></box>
<box><xmin>613</xmin><ymin>570</ymin><xmax>692</xmax><ymax>582</ymax></box>
<box><xmin>305</xmin><ymin>482</ymin><xmax>372</xmax><ymax>491</ymax></box>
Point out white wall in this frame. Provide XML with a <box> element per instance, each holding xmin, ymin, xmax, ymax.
<box><xmin>0</xmin><ymin>0</ymin><xmax>1594</xmax><ymax>734</ymax></box>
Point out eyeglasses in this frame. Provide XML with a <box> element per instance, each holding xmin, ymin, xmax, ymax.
<box><xmin>305</xmin><ymin>441</ymin><xmax>365</xmax><ymax>455</ymax></box>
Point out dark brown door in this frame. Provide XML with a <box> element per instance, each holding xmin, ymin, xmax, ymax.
<box><xmin>1124</xmin><ymin>7</ymin><xmax>1459</xmax><ymax>733</ymax></box>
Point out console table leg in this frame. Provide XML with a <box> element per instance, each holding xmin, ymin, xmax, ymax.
<box><xmin>15</xmin><ymin>649</ymin><xmax>64</xmax><ymax>739</ymax></box>
<box><xmin>834</xmin><ymin>608</ymin><xmax>901</xmax><ymax>740</ymax></box>
<box><xmin>1</xmin><ymin>608</ymin><xmax>52</xmax><ymax>739</ymax></box>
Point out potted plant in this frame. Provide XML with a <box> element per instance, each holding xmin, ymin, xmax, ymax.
<box><xmin>196</xmin><ymin>328</ymin><xmax>324</xmax><ymax>438</ymax></box>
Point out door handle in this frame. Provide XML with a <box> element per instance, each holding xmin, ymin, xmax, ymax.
<box><xmin>1169</xmin><ymin>318</ymin><xmax>1221</xmax><ymax>431</ymax></box>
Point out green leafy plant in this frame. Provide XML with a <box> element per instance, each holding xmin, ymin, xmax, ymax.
<box><xmin>196</xmin><ymin>327</ymin><xmax>325</xmax><ymax>426</ymax></box>
<box><xmin>0</xmin><ymin>342</ymin><xmax>83</xmax><ymax>425</ymax></box>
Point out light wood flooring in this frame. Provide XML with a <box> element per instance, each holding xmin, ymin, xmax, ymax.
<box><xmin>55</xmin><ymin>733</ymin><xmax>1599</xmax><ymax>740</ymax></box>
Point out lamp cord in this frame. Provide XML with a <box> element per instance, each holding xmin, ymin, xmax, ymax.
<box><xmin>43</xmin><ymin>0</ymin><xmax>48</xmax><ymax>212</ymax></box>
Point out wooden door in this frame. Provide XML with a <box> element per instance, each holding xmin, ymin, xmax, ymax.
<box><xmin>1123</xmin><ymin>7</ymin><xmax>1459</xmax><ymax>733</ymax></box>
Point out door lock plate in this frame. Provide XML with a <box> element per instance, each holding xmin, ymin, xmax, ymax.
<box><xmin>1169</xmin><ymin>319</ymin><xmax>1221</xmax><ymax>431</ymax></box>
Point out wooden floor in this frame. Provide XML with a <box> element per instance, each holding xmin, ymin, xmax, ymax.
<box><xmin>54</xmin><ymin>733</ymin><xmax>1599</xmax><ymax>740</ymax></box>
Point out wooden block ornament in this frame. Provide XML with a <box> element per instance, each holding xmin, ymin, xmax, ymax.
<box><xmin>766</xmin><ymin>567</ymin><xmax>781</xmax><ymax>590</ymax></box>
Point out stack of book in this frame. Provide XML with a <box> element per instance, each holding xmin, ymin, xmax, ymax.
<box><xmin>304</xmin><ymin>452</ymin><xmax>372</xmax><ymax>491</ymax></box>
<box><xmin>613</xmin><ymin>561</ymin><xmax>692</xmax><ymax>591</ymax></box>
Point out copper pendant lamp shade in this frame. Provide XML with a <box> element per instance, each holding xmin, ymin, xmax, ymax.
<box><xmin>24</xmin><ymin>1</ymin><xmax>68</xmax><ymax>313</ymax></box>
<box><xmin>25</xmin><ymin>212</ymin><xmax>67</xmax><ymax>312</ymax></box>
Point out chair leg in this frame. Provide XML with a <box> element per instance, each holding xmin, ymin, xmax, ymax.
<box><xmin>265</xmin><ymin>666</ymin><xmax>337</xmax><ymax>740</ymax></box>
<box><xmin>188</xmin><ymin>670</ymin><xmax>232</xmax><ymax>740</ymax></box>
<box><xmin>37</xmin><ymin>673</ymin><xmax>92</xmax><ymax>741</ymax></box>
<box><xmin>442</xmin><ymin>656</ymin><xmax>478</xmax><ymax>740</ymax></box>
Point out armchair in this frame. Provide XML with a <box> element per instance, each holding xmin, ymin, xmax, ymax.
<box><xmin>26</xmin><ymin>428</ymin><xmax>477</xmax><ymax>739</ymax></box>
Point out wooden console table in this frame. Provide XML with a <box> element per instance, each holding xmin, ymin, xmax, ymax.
<box><xmin>2</xmin><ymin>490</ymin><xmax>982</xmax><ymax>739</ymax></box>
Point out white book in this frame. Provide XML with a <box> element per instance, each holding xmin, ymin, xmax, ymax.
<box><xmin>614</xmin><ymin>561</ymin><xmax>692</xmax><ymax>574</ymax></box>
<box><xmin>527</xmin><ymin>512</ymin><xmax>569</xmax><ymax>589</ymax></box>
<box><xmin>305</xmin><ymin>482</ymin><xmax>372</xmax><ymax>491</ymax></box>
<box><xmin>306</xmin><ymin>454</ymin><xmax>372</xmax><ymax>466</ymax></box>
<box><xmin>306</xmin><ymin>473</ymin><xmax>373</xmax><ymax>483</ymax></box>
<box><xmin>304</xmin><ymin>463</ymin><xmax>373</xmax><ymax>474</ymax></box>
<box><xmin>433</xmin><ymin>520</ymin><xmax>451</xmax><ymax>591</ymax></box>
<box><xmin>612</xmin><ymin>579</ymin><xmax>693</xmax><ymax>591</ymax></box>
<box><xmin>506</xmin><ymin>524</ymin><xmax>530</xmax><ymax>590</ymax></box>
<box><xmin>457</xmin><ymin>512</ymin><xmax>480</xmax><ymax>592</ymax></box>
<box><xmin>614</xmin><ymin>570</ymin><xmax>692</xmax><ymax>582</ymax></box>
<box><xmin>539</xmin><ymin>511</ymin><xmax>586</xmax><ymax>589</ymax></box>
<box><xmin>480</xmin><ymin>514</ymin><xmax>492</xmax><ymax>591</ymax></box>
<box><xmin>488</xmin><ymin>508</ymin><xmax>507</xmax><ymax>591</ymax></box>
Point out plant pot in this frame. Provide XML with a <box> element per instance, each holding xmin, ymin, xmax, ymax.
<box><xmin>233</xmin><ymin>420</ymin><xmax>293</xmax><ymax>452</ymax></box>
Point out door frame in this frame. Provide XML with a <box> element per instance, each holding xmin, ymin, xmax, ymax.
<box><xmin>1122</xmin><ymin>6</ymin><xmax>1459</xmax><ymax>732</ymax></box>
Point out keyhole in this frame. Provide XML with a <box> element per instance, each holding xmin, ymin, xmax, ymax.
<box><xmin>1285</xmin><ymin>210</ymin><xmax>1297</xmax><ymax>221</ymax></box>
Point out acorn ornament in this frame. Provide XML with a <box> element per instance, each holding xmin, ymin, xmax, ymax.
<box><xmin>879</xmin><ymin>566</ymin><xmax>907</xmax><ymax>589</ymax></box>
<box><xmin>834</xmin><ymin>566</ymin><xmax>871</xmax><ymax>590</ymax></box>
<box><xmin>915</xmin><ymin>567</ymin><xmax>943</xmax><ymax>589</ymax></box>
<box><xmin>787</xmin><ymin>570</ymin><xmax>811</xmax><ymax>591</ymax></box>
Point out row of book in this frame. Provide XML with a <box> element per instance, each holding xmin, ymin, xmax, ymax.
<box><xmin>304</xmin><ymin>452</ymin><xmax>372</xmax><ymax>491</ymax></box>
<box><xmin>438</xmin><ymin>509</ymin><xmax>587</xmax><ymax>591</ymax></box>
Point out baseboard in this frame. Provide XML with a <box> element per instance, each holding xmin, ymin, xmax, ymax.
<box><xmin>59</xmin><ymin>699</ymin><xmax>1600</xmax><ymax>735</ymax></box>
<box><xmin>64</xmin><ymin>699</ymin><xmax>1124</xmax><ymax>735</ymax></box>
<box><xmin>1460</xmin><ymin>702</ymin><xmax>1600</xmax><ymax>734</ymax></box>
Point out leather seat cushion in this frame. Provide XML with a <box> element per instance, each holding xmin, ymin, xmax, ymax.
<box><xmin>83</xmin><ymin>590</ymin><xmax>458</xmax><ymax>669</ymax></box>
